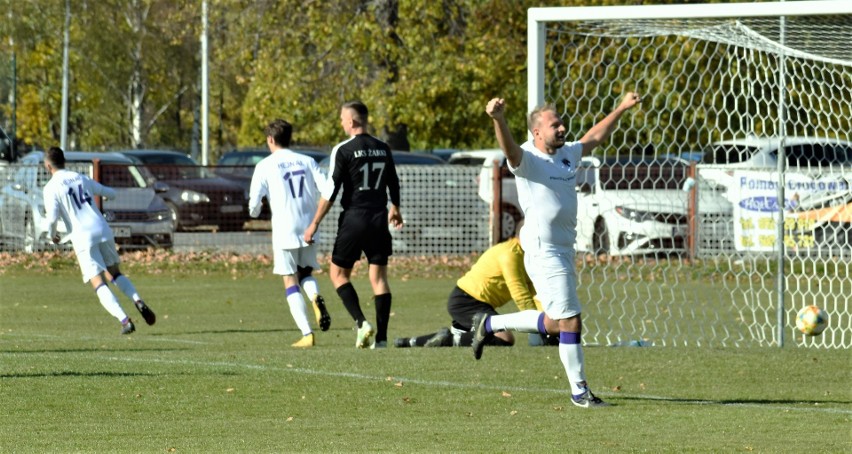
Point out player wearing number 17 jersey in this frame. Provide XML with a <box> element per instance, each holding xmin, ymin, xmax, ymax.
<box><xmin>249</xmin><ymin>119</ymin><xmax>331</xmax><ymax>347</ymax></box>
<box><xmin>43</xmin><ymin>147</ymin><xmax>156</xmax><ymax>335</ymax></box>
<box><xmin>304</xmin><ymin>101</ymin><xmax>403</xmax><ymax>349</ymax></box>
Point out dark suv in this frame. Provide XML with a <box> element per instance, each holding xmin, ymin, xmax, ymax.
<box><xmin>119</xmin><ymin>150</ymin><xmax>249</xmax><ymax>231</ymax></box>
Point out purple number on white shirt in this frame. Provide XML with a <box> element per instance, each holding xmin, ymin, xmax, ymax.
<box><xmin>283</xmin><ymin>169</ymin><xmax>306</xmax><ymax>198</ymax></box>
<box><xmin>67</xmin><ymin>184</ymin><xmax>93</xmax><ymax>210</ymax></box>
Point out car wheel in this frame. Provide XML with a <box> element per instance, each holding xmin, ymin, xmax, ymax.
<box><xmin>593</xmin><ymin>218</ymin><xmax>610</xmax><ymax>256</ymax></box>
<box><xmin>161</xmin><ymin>233</ymin><xmax>174</xmax><ymax>250</ymax></box>
<box><xmin>500</xmin><ymin>204</ymin><xmax>522</xmax><ymax>241</ymax></box>
<box><xmin>165</xmin><ymin>201</ymin><xmax>182</xmax><ymax>232</ymax></box>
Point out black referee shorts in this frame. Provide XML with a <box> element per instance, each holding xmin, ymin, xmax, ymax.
<box><xmin>447</xmin><ymin>286</ymin><xmax>499</xmax><ymax>332</ymax></box>
<box><xmin>332</xmin><ymin>207</ymin><xmax>393</xmax><ymax>269</ymax></box>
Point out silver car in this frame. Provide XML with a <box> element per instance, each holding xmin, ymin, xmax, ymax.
<box><xmin>0</xmin><ymin>151</ymin><xmax>174</xmax><ymax>252</ymax></box>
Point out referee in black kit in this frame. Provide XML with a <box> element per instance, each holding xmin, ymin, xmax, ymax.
<box><xmin>304</xmin><ymin>101</ymin><xmax>404</xmax><ymax>349</ymax></box>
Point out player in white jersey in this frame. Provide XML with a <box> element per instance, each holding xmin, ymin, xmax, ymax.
<box><xmin>42</xmin><ymin>147</ymin><xmax>156</xmax><ymax>335</ymax></box>
<box><xmin>472</xmin><ymin>93</ymin><xmax>641</xmax><ymax>408</ymax></box>
<box><xmin>249</xmin><ymin>119</ymin><xmax>330</xmax><ymax>348</ymax></box>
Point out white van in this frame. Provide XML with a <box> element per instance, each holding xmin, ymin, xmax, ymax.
<box><xmin>448</xmin><ymin>149</ymin><xmax>521</xmax><ymax>241</ymax></box>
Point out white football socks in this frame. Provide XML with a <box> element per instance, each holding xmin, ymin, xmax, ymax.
<box><xmin>486</xmin><ymin>310</ymin><xmax>541</xmax><ymax>333</ymax></box>
<box><xmin>286</xmin><ymin>287</ymin><xmax>313</xmax><ymax>336</ymax></box>
<box><xmin>95</xmin><ymin>285</ymin><xmax>128</xmax><ymax>322</ymax></box>
<box><xmin>112</xmin><ymin>275</ymin><xmax>141</xmax><ymax>302</ymax></box>
<box><xmin>300</xmin><ymin>276</ymin><xmax>320</xmax><ymax>302</ymax></box>
<box><xmin>559</xmin><ymin>339</ymin><xmax>587</xmax><ymax>395</ymax></box>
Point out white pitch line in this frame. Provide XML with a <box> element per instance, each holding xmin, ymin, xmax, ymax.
<box><xmin>101</xmin><ymin>354</ymin><xmax>852</xmax><ymax>416</ymax></box>
<box><xmin>0</xmin><ymin>331</ymin><xmax>212</xmax><ymax>345</ymax></box>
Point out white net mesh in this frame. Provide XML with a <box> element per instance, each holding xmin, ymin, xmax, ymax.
<box><xmin>538</xmin><ymin>10</ymin><xmax>851</xmax><ymax>348</ymax></box>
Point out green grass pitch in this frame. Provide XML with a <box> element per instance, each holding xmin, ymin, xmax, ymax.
<box><xmin>1</xmin><ymin>258</ymin><xmax>850</xmax><ymax>452</ymax></box>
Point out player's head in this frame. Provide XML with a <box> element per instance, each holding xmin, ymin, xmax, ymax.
<box><xmin>265</xmin><ymin>119</ymin><xmax>293</xmax><ymax>149</ymax></box>
<box><xmin>44</xmin><ymin>146</ymin><xmax>66</xmax><ymax>171</ymax></box>
<box><xmin>528</xmin><ymin>104</ymin><xmax>566</xmax><ymax>151</ymax></box>
<box><xmin>340</xmin><ymin>101</ymin><xmax>369</xmax><ymax>135</ymax></box>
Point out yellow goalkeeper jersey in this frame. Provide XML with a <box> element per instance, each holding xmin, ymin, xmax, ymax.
<box><xmin>456</xmin><ymin>237</ymin><xmax>538</xmax><ymax>311</ymax></box>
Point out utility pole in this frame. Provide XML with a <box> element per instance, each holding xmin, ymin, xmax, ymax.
<box><xmin>9</xmin><ymin>8</ymin><xmax>16</xmax><ymax>158</ymax></box>
<box><xmin>200</xmin><ymin>0</ymin><xmax>209</xmax><ymax>165</ymax></box>
<box><xmin>60</xmin><ymin>0</ymin><xmax>71</xmax><ymax>150</ymax></box>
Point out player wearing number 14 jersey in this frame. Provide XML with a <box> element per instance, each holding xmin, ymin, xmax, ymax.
<box><xmin>304</xmin><ymin>101</ymin><xmax>403</xmax><ymax>349</ymax></box>
<box><xmin>43</xmin><ymin>147</ymin><xmax>156</xmax><ymax>335</ymax></box>
<box><xmin>249</xmin><ymin>119</ymin><xmax>331</xmax><ymax>347</ymax></box>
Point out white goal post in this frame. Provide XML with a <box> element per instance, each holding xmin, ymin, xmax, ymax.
<box><xmin>525</xmin><ymin>1</ymin><xmax>852</xmax><ymax>348</ymax></box>
<box><xmin>528</xmin><ymin>0</ymin><xmax>852</xmax><ymax>113</ymax></box>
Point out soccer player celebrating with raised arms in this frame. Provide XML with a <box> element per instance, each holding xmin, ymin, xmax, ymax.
<box><xmin>474</xmin><ymin>92</ymin><xmax>640</xmax><ymax>408</ymax></box>
<box><xmin>42</xmin><ymin>146</ymin><xmax>155</xmax><ymax>335</ymax></box>
<box><xmin>304</xmin><ymin>101</ymin><xmax>403</xmax><ymax>349</ymax></box>
<box><xmin>249</xmin><ymin>119</ymin><xmax>331</xmax><ymax>348</ymax></box>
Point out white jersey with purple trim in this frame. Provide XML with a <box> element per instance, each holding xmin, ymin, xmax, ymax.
<box><xmin>509</xmin><ymin>140</ymin><xmax>583</xmax><ymax>254</ymax></box>
<box><xmin>43</xmin><ymin>169</ymin><xmax>116</xmax><ymax>250</ymax></box>
<box><xmin>249</xmin><ymin>148</ymin><xmax>326</xmax><ymax>250</ymax></box>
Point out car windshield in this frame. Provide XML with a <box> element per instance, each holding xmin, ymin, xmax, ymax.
<box><xmin>780</xmin><ymin>143</ymin><xmax>852</xmax><ymax>167</ymax></box>
<box><xmin>137</xmin><ymin>154</ymin><xmax>215</xmax><ymax>180</ymax></box>
<box><xmin>599</xmin><ymin>161</ymin><xmax>687</xmax><ymax>190</ymax></box>
<box><xmin>100</xmin><ymin>164</ymin><xmax>150</xmax><ymax>188</ymax></box>
<box><xmin>218</xmin><ymin>153</ymin><xmax>266</xmax><ymax>166</ymax></box>
<box><xmin>448</xmin><ymin>156</ymin><xmax>487</xmax><ymax>166</ymax></box>
<box><xmin>701</xmin><ymin>144</ymin><xmax>761</xmax><ymax>165</ymax></box>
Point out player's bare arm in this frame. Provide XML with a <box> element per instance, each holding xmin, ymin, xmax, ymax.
<box><xmin>486</xmin><ymin>98</ymin><xmax>523</xmax><ymax>168</ymax></box>
<box><xmin>580</xmin><ymin>91</ymin><xmax>641</xmax><ymax>155</ymax></box>
<box><xmin>304</xmin><ymin>197</ymin><xmax>332</xmax><ymax>244</ymax></box>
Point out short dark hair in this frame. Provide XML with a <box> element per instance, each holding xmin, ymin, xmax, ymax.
<box><xmin>45</xmin><ymin>146</ymin><xmax>66</xmax><ymax>169</ymax></box>
<box><xmin>528</xmin><ymin>104</ymin><xmax>559</xmax><ymax>131</ymax></box>
<box><xmin>265</xmin><ymin>119</ymin><xmax>293</xmax><ymax>147</ymax></box>
<box><xmin>342</xmin><ymin>101</ymin><xmax>369</xmax><ymax>126</ymax></box>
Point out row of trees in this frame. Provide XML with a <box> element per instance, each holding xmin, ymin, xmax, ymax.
<box><xmin>0</xmin><ymin>0</ymin><xmax>738</xmax><ymax>160</ymax></box>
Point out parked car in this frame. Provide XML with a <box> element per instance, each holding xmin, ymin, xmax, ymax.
<box><xmin>699</xmin><ymin>136</ymin><xmax>852</xmax><ymax>250</ymax></box>
<box><xmin>416</xmin><ymin>148</ymin><xmax>460</xmax><ymax>162</ymax></box>
<box><xmin>214</xmin><ymin>147</ymin><xmax>330</xmax><ymax>220</ymax></box>
<box><xmin>217</xmin><ymin>147</ymin><xmax>329</xmax><ymax>173</ymax></box>
<box><xmin>452</xmin><ymin>149</ymin><xmax>719</xmax><ymax>255</ymax></box>
<box><xmin>318</xmin><ymin>150</ymin><xmax>447</xmax><ymax>169</ymax></box>
<box><xmin>574</xmin><ymin>156</ymin><xmax>723</xmax><ymax>255</ymax></box>
<box><xmin>448</xmin><ymin>149</ymin><xmax>521</xmax><ymax>241</ymax></box>
<box><xmin>0</xmin><ymin>151</ymin><xmax>173</xmax><ymax>252</ymax></box>
<box><xmin>700</xmin><ymin>136</ymin><xmax>852</xmax><ymax>195</ymax></box>
<box><xmin>118</xmin><ymin>150</ymin><xmax>249</xmax><ymax>231</ymax></box>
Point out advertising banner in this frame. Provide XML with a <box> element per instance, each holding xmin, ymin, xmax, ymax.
<box><xmin>731</xmin><ymin>171</ymin><xmax>851</xmax><ymax>252</ymax></box>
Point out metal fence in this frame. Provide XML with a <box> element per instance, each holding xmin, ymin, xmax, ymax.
<box><xmin>2</xmin><ymin>159</ymin><xmax>848</xmax><ymax>348</ymax></box>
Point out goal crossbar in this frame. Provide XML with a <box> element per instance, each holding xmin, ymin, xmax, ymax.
<box><xmin>527</xmin><ymin>1</ymin><xmax>852</xmax><ymax>112</ymax></box>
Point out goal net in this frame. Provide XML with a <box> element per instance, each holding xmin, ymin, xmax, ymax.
<box><xmin>528</xmin><ymin>1</ymin><xmax>852</xmax><ymax>348</ymax></box>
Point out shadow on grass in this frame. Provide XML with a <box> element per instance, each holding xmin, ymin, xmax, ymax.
<box><xmin>617</xmin><ymin>395</ymin><xmax>852</xmax><ymax>406</ymax></box>
<box><xmin>0</xmin><ymin>370</ymin><xmax>160</xmax><ymax>378</ymax></box>
<box><xmin>149</xmin><ymin>328</ymin><xmax>291</xmax><ymax>336</ymax></box>
<box><xmin>0</xmin><ymin>347</ymin><xmax>190</xmax><ymax>354</ymax></box>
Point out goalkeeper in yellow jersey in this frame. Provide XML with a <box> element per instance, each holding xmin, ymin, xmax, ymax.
<box><xmin>394</xmin><ymin>234</ymin><xmax>552</xmax><ymax>347</ymax></box>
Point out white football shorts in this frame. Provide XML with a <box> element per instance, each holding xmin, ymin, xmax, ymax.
<box><xmin>273</xmin><ymin>244</ymin><xmax>320</xmax><ymax>275</ymax></box>
<box><xmin>523</xmin><ymin>249</ymin><xmax>582</xmax><ymax>320</ymax></box>
<box><xmin>76</xmin><ymin>239</ymin><xmax>120</xmax><ymax>282</ymax></box>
